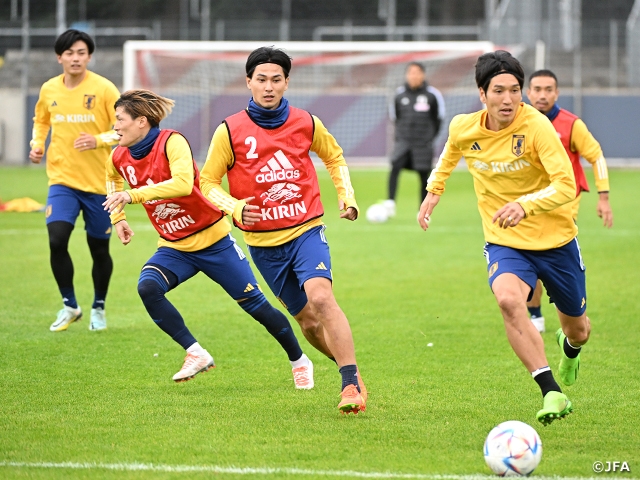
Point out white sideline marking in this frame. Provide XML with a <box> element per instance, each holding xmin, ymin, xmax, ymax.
<box><xmin>0</xmin><ymin>461</ymin><xmax>623</xmax><ymax>480</ymax></box>
<box><xmin>0</xmin><ymin>225</ymin><xmax>157</xmax><ymax>235</ymax></box>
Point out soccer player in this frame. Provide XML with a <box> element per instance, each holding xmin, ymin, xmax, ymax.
<box><xmin>418</xmin><ymin>50</ymin><xmax>590</xmax><ymax>426</ymax></box>
<box><xmin>525</xmin><ymin>69</ymin><xmax>613</xmax><ymax>333</ymax></box>
<box><xmin>29</xmin><ymin>29</ymin><xmax>120</xmax><ymax>332</ymax></box>
<box><xmin>199</xmin><ymin>46</ymin><xmax>367</xmax><ymax>414</ymax></box>
<box><xmin>383</xmin><ymin>62</ymin><xmax>445</xmax><ymax>217</ymax></box>
<box><xmin>103</xmin><ymin>89</ymin><xmax>312</xmax><ymax>386</ymax></box>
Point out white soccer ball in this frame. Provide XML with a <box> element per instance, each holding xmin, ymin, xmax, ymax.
<box><xmin>484</xmin><ymin>420</ymin><xmax>542</xmax><ymax>477</ymax></box>
<box><xmin>366</xmin><ymin>203</ymin><xmax>389</xmax><ymax>223</ymax></box>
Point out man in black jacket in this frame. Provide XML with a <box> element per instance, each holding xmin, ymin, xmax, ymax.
<box><xmin>384</xmin><ymin>62</ymin><xmax>445</xmax><ymax>217</ymax></box>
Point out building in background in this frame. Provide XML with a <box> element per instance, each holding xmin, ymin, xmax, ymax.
<box><xmin>0</xmin><ymin>0</ymin><xmax>638</xmax><ymax>164</ymax></box>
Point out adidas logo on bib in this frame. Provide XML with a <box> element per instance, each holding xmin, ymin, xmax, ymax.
<box><xmin>255</xmin><ymin>150</ymin><xmax>301</xmax><ymax>183</ymax></box>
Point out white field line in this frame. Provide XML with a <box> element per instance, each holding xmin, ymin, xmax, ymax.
<box><xmin>1</xmin><ymin>226</ymin><xmax>637</xmax><ymax>236</ymax></box>
<box><xmin>0</xmin><ymin>461</ymin><xmax>622</xmax><ymax>479</ymax></box>
<box><xmin>0</xmin><ymin>225</ymin><xmax>158</xmax><ymax>235</ymax></box>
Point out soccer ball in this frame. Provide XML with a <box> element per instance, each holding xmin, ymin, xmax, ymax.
<box><xmin>484</xmin><ymin>421</ymin><xmax>542</xmax><ymax>477</ymax></box>
<box><xmin>366</xmin><ymin>203</ymin><xmax>389</xmax><ymax>223</ymax></box>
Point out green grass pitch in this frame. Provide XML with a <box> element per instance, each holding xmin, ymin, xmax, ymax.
<box><xmin>0</xmin><ymin>165</ymin><xmax>638</xmax><ymax>479</ymax></box>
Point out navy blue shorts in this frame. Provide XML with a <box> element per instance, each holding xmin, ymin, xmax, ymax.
<box><xmin>484</xmin><ymin>238</ymin><xmax>587</xmax><ymax>317</ymax></box>
<box><xmin>45</xmin><ymin>184</ymin><xmax>112</xmax><ymax>239</ymax></box>
<box><xmin>145</xmin><ymin>234</ymin><xmax>264</xmax><ymax>301</ymax></box>
<box><xmin>248</xmin><ymin>225</ymin><xmax>332</xmax><ymax>316</ymax></box>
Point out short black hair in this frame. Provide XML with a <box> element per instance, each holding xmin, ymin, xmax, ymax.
<box><xmin>529</xmin><ymin>69</ymin><xmax>558</xmax><ymax>86</ymax></box>
<box><xmin>54</xmin><ymin>29</ymin><xmax>95</xmax><ymax>56</ymax></box>
<box><xmin>475</xmin><ymin>50</ymin><xmax>524</xmax><ymax>93</ymax></box>
<box><xmin>246</xmin><ymin>46</ymin><xmax>292</xmax><ymax>78</ymax></box>
<box><xmin>406</xmin><ymin>62</ymin><xmax>425</xmax><ymax>73</ymax></box>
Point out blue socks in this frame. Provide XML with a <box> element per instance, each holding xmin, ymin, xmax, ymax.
<box><xmin>61</xmin><ymin>289</ymin><xmax>106</xmax><ymax>310</ymax></box>
<box><xmin>137</xmin><ymin>268</ymin><xmax>197</xmax><ymax>350</ymax></box>
<box><xmin>60</xmin><ymin>287</ymin><xmax>78</xmax><ymax>309</ymax></box>
<box><xmin>240</xmin><ymin>297</ymin><xmax>303</xmax><ymax>362</ymax></box>
<box><xmin>528</xmin><ymin>306</ymin><xmax>542</xmax><ymax>318</ymax></box>
<box><xmin>339</xmin><ymin>364</ymin><xmax>360</xmax><ymax>392</ymax></box>
<box><xmin>92</xmin><ymin>290</ymin><xmax>107</xmax><ymax>310</ymax></box>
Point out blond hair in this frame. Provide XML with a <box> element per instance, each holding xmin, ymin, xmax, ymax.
<box><xmin>114</xmin><ymin>89</ymin><xmax>175</xmax><ymax>127</ymax></box>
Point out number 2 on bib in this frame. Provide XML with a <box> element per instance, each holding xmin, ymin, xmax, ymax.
<box><xmin>245</xmin><ymin>136</ymin><xmax>258</xmax><ymax>159</ymax></box>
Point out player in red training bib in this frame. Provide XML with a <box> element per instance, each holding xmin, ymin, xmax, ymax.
<box><xmin>200</xmin><ymin>47</ymin><xmax>367</xmax><ymax>414</ymax></box>
<box><xmin>103</xmin><ymin>89</ymin><xmax>312</xmax><ymax>388</ymax></box>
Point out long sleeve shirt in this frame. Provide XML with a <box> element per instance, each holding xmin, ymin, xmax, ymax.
<box><xmin>200</xmin><ymin>115</ymin><xmax>358</xmax><ymax>247</ymax></box>
<box><xmin>106</xmin><ymin>133</ymin><xmax>232</xmax><ymax>252</ymax></box>
<box><xmin>428</xmin><ymin>103</ymin><xmax>577</xmax><ymax>250</ymax></box>
<box><xmin>31</xmin><ymin>71</ymin><xmax>120</xmax><ymax>194</ymax></box>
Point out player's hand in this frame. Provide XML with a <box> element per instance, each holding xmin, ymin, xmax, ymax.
<box><xmin>29</xmin><ymin>147</ymin><xmax>44</xmax><ymax>164</ymax></box>
<box><xmin>493</xmin><ymin>202</ymin><xmax>526</xmax><ymax>229</ymax></box>
<box><xmin>115</xmin><ymin>220</ymin><xmax>134</xmax><ymax>245</ymax></box>
<box><xmin>242</xmin><ymin>197</ymin><xmax>262</xmax><ymax>226</ymax></box>
<box><xmin>74</xmin><ymin>132</ymin><xmax>96</xmax><ymax>151</ymax></box>
<box><xmin>103</xmin><ymin>191</ymin><xmax>132</xmax><ymax>213</ymax></box>
<box><xmin>339</xmin><ymin>200</ymin><xmax>357</xmax><ymax>221</ymax></box>
<box><xmin>597</xmin><ymin>194</ymin><xmax>613</xmax><ymax>228</ymax></box>
<box><xmin>418</xmin><ymin>192</ymin><xmax>440</xmax><ymax>230</ymax></box>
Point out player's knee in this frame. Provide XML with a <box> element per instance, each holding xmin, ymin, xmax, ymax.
<box><xmin>48</xmin><ymin>229</ymin><xmax>70</xmax><ymax>253</ymax></box>
<box><xmin>568</xmin><ymin>316</ymin><xmax>591</xmax><ymax>345</ymax></box>
<box><xmin>47</xmin><ymin>221</ymin><xmax>73</xmax><ymax>253</ymax></box>
<box><xmin>48</xmin><ymin>235</ymin><xmax>68</xmax><ymax>254</ymax></box>
<box><xmin>137</xmin><ymin>278</ymin><xmax>165</xmax><ymax>303</ymax></box>
<box><xmin>307</xmin><ymin>290</ymin><xmax>337</xmax><ymax>317</ymax></box>
<box><xmin>494</xmin><ymin>290</ymin><xmax>522</xmax><ymax>316</ymax></box>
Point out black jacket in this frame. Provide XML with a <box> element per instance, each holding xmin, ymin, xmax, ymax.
<box><xmin>391</xmin><ymin>81</ymin><xmax>443</xmax><ymax>144</ymax></box>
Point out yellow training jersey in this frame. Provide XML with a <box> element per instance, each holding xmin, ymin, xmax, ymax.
<box><xmin>200</xmin><ymin>114</ymin><xmax>358</xmax><ymax>247</ymax></box>
<box><xmin>106</xmin><ymin>134</ymin><xmax>232</xmax><ymax>252</ymax></box>
<box><xmin>428</xmin><ymin>102</ymin><xmax>577</xmax><ymax>251</ymax></box>
<box><xmin>31</xmin><ymin>71</ymin><xmax>120</xmax><ymax>195</ymax></box>
<box><xmin>570</xmin><ymin>118</ymin><xmax>610</xmax><ymax>193</ymax></box>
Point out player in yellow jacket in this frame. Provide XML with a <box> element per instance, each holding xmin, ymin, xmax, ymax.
<box><xmin>200</xmin><ymin>47</ymin><xmax>366</xmax><ymax>414</ymax></box>
<box><xmin>29</xmin><ymin>29</ymin><xmax>120</xmax><ymax>332</ymax></box>
<box><xmin>525</xmin><ymin>69</ymin><xmax>613</xmax><ymax>333</ymax></box>
<box><xmin>418</xmin><ymin>50</ymin><xmax>591</xmax><ymax>426</ymax></box>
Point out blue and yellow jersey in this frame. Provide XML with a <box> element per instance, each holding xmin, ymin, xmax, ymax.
<box><xmin>31</xmin><ymin>71</ymin><xmax>120</xmax><ymax>195</ymax></box>
<box><xmin>106</xmin><ymin>134</ymin><xmax>232</xmax><ymax>252</ymax></box>
<box><xmin>570</xmin><ymin>118</ymin><xmax>609</xmax><ymax>193</ymax></box>
<box><xmin>200</xmin><ymin>115</ymin><xmax>358</xmax><ymax>247</ymax></box>
<box><xmin>428</xmin><ymin>102</ymin><xmax>577</xmax><ymax>251</ymax></box>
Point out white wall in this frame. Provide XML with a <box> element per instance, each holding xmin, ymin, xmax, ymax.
<box><xmin>0</xmin><ymin>90</ymin><xmax>26</xmax><ymax>165</ymax></box>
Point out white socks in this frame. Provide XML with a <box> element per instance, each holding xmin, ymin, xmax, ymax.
<box><xmin>187</xmin><ymin>342</ymin><xmax>206</xmax><ymax>356</ymax></box>
<box><xmin>531</xmin><ymin>366</ymin><xmax>551</xmax><ymax>378</ymax></box>
<box><xmin>290</xmin><ymin>353</ymin><xmax>310</xmax><ymax>369</ymax></box>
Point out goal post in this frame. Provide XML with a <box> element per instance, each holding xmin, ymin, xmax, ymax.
<box><xmin>123</xmin><ymin>40</ymin><xmax>494</xmax><ymax>164</ymax></box>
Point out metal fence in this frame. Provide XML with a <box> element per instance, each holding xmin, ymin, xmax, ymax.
<box><xmin>628</xmin><ymin>0</ymin><xmax>640</xmax><ymax>87</ymax></box>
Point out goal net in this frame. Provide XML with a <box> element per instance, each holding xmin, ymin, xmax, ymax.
<box><xmin>123</xmin><ymin>41</ymin><xmax>494</xmax><ymax>164</ymax></box>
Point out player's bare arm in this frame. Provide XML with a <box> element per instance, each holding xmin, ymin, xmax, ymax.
<box><xmin>114</xmin><ymin>220</ymin><xmax>134</xmax><ymax>245</ymax></box>
<box><xmin>418</xmin><ymin>192</ymin><xmax>440</xmax><ymax>230</ymax></box>
<box><xmin>493</xmin><ymin>202</ymin><xmax>526</xmax><ymax>229</ymax></box>
<box><xmin>103</xmin><ymin>191</ymin><xmax>132</xmax><ymax>214</ymax></box>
